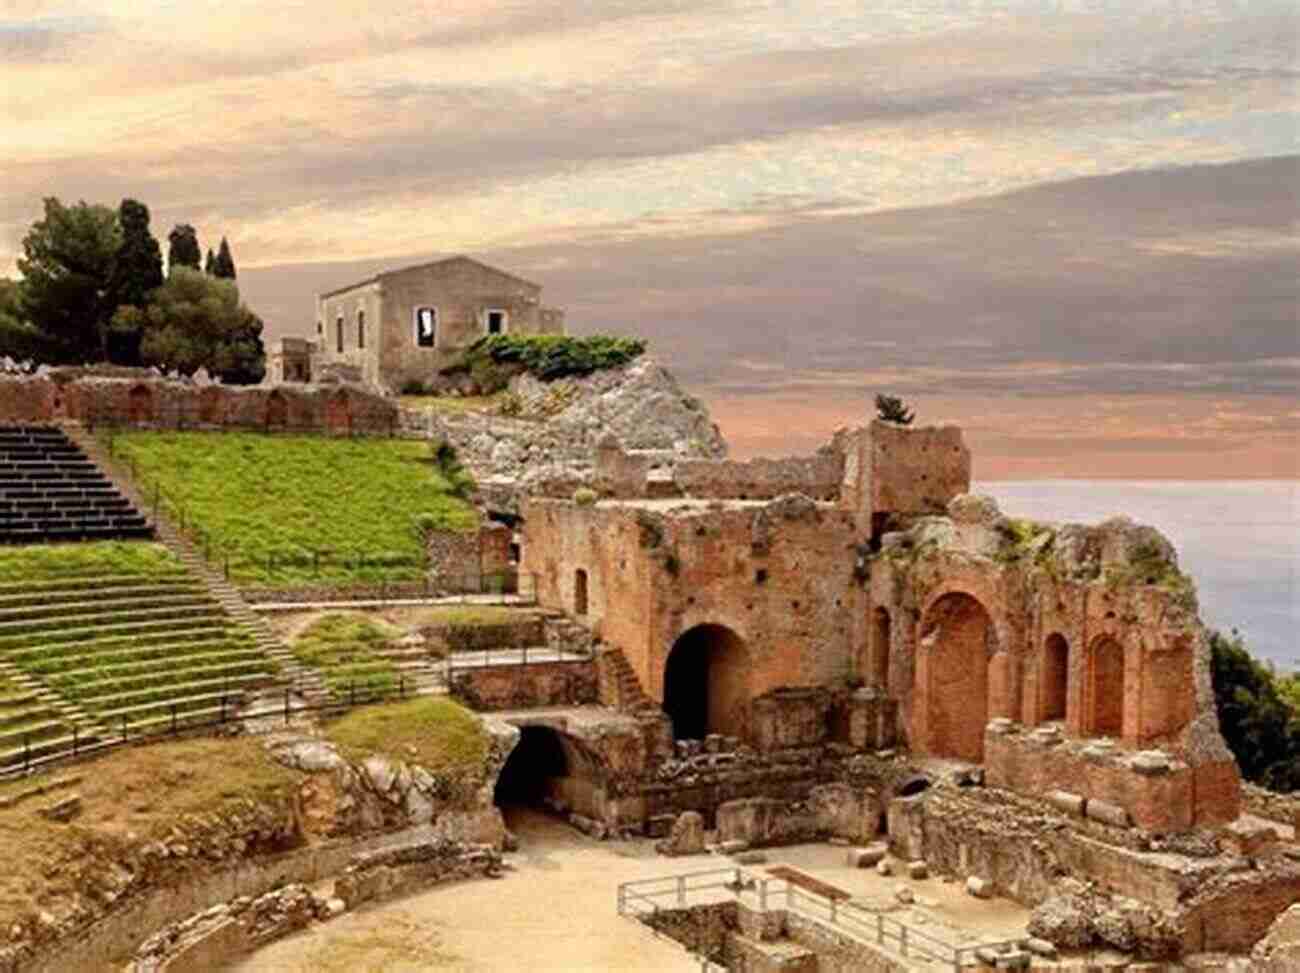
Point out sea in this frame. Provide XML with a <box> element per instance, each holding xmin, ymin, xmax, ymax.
<box><xmin>978</xmin><ymin>481</ymin><xmax>1299</xmax><ymax>674</ymax></box>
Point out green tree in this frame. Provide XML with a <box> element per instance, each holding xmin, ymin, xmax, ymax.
<box><xmin>875</xmin><ymin>393</ymin><xmax>915</xmax><ymax>425</ymax></box>
<box><xmin>121</xmin><ymin>267</ymin><xmax>265</xmax><ymax>383</ymax></box>
<box><xmin>107</xmin><ymin>198</ymin><xmax>164</xmax><ymax>365</ymax></box>
<box><xmin>204</xmin><ymin>248</ymin><xmax>216</xmax><ymax>275</ymax></box>
<box><xmin>0</xmin><ymin>278</ymin><xmax>52</xmax><ymax>361</ymax></box>
<box><xmin>166</xmin><ymin>224</ymin><xmax>201</xmax><ymax>273</ymax></box>
<box><xmin>213</xmin><ymin>236</ymin><xmax>236</xmax><ymax>279</ymax></box>
<box><xmin>1210</xmin><ymin>629</ymin><xmax>1300</xmax><ymax>791</ymax></box>
<box><xmin>16</xmin><ymin>197</ymin><xmax>122</xmax><ymax>362</ymax></box>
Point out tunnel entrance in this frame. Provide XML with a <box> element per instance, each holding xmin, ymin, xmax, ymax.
<box><xmin>494</xmin><ymin>726</ymin><xmax>568</xmax><ymax>808</ymax></box>
<box><xmin>662</xmin><ymin>624</ymin><xmax>750</xmax><ymax>741</ymax></box>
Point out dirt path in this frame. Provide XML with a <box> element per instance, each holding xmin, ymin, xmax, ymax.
<box><xmin>227</xmin><ymin>809</ymin><xmax>700</xmax><ymax>973</ymax></box>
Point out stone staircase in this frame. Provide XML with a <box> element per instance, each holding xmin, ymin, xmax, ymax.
<box><xmin>371</xmin><ymin>633</ymin><xmax>447</xmax><ymax>697</ymax></box>
<box><xmin>65</xmin><ymin>425</ymin><xmax>331</xmax><ymax>707</ymax></box>
<box><xmin>598</xmin><ymin>645</ymin><xmax>657</xmax><ymax>713</ymax></box>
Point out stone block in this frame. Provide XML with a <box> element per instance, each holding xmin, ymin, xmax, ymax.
<box><xmin>717</xmin><ymin>839</ymin><xmax>749</xmax><ymax>855</ymax></box>
<box><xmin>876</xmin><ymin>859</ymin><xmax>892</xmax><ymax>876</ymax></box>
<box><xmin>1130</xmin><ymin>750</ymin><xmax>1171</xmax><ymax>776</ymax></box>
<box><xmin>1047</xmin><ymin>790</ymin><xmax>1085</xmax><ymax>817</ymax></box>
<box><xmin>895</xmin><ymin>885</ymin><xmax>913</xmax><ymax>904</ymax></box>
<box><xmin>966</xmin><ymin>876</ymin><xmax>993</xmax><ymax>899</ymax></box>
<box><xmin>847</xmin><ymin>844</ymin><xmax>886</xmax><ymax>868</ymax></box>
<box><xmin>1025</xmin><ymin>937</ymin><xmax>1057</xmax><ymax>958</ymax></box>
<box><xmin>37</xmin><ymin>795</ymin><xmax>81</xmax><ymax>822</ymax></box>
<box><xmin>656</xmin><ymin>811</ymin><xmax>705</xmax><ymax>856</ymax></box>
<box><xmin>907</xmin><ymin>861</ymin><xmax>928</xmax><ymax>880</ymax></box>
<box><xmin>1086</xmin><ymin>799</ymin><xmax>1131</xmax><ymax>828</ymax></box>
<box><xmin>646</xmin><ymin>814</ymin><xmax>676</xmax><ymax>839</ymax></box>
<box><xmin>733</xmin><ymin>850</ymin><xmax>768</xmax><ymax>865</ymax></box>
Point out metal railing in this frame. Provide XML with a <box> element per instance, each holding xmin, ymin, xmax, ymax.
<box><xmin>84</xmin><ymin>403</ymin><xmax>407</xmax><ymax>439</ymax></box>
<box><xmin>2</xmin><ymin>675</ymin><xmax>418</xmax><ymax>780</ymax></box>
<box><xmin>616</xmin><ymin>866</ymin><xmax>1030</xmax><ymax>972</ymax></box>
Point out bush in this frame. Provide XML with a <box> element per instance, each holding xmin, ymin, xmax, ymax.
<box><xmin>497</xmin><ymin>391</ymin><xmax>522</xmax><ymax>416</ymax></box>
<box><xmin>400</xmin><ymin>379</ymin><xmax>427</xmax><ymax>395</ymax></box>
<box><xmin>1210</xmin><ymin>628</ymin><xmax>1300</xmax><ymax>791</ymax></box>
<box><xmin>573</xmin><ymin>487</ymin><xmax>597</xmax><ymax>506</ymax></box>
<box><xmin>442</xmin><ymin>334</ymin><xmax>646</xmax><ymax>385</ymax></box>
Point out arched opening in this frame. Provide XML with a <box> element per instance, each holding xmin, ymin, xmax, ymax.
<box><xmin>1089</xmin><ymin>636</ymin><xmax>1125</xmax><ymax>739</ymax></box>
<box><xmin>494</xmin><ymin>726</ymin><xmax>569</xmax><ymax>809</ymax></box>
<box><xmin>198</xmin><ymin>386</ymin><xmax>223</xmax><ymax>425</ymax></box>
<box><xmin>873</xmin><ymin>606</ymin><xmax>891</xmax><ymax>691</ymax></box>
<box><xmin>325</xmin><ymin>390</ymin><xmax>351</xmax><ymax>435</ymax></box>
<box><xmin>128</xmin><ymin>384</ymin><xmax>153</xmax><ymax>424</ymax></box>
<box><xmin>919</xmin><ymin>592</ymin><xmax>996</xmax><ymax>762</ymax></box>
<box><xmin>1043</xmin><ymin>633</ymin><xmax>1069</xmax><ymax>722</ymax></box>
<box><xmin>574</xmin><ymin>568</ymin><xmax>588</xmax><ymax>616</ymax></box>
<box><xmin>663</xmin><ymin>624</ymin><xmax>749</xmax><ymax>741</ymax></box>
<box><xmin>265</xmin><ymin>390</ymin><xmax>288</xmax><ymax>428</ymax></box>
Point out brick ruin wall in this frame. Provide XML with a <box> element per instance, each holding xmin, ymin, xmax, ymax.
<box><xmin>450</xmin><ymin>659</ymin><xmax>599</xmax><ymax>710</ymax></box>
<box><xmin>0</xmin><ymin>374</ymin><xmax>401</xmax><ymax>434</ymax></box>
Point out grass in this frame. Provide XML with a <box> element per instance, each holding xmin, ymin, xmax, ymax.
<box><xmin>111</xmin><ymin>431</ymin><xmax>479</xmax><ymax>587</ymax></box>
<box><xmin>0</xmin><ymin>737</ymin><xmax>299</xmax><ymax>926</ymax></box>
<box><xmin>290</xmin><ymin>613</ymin><xmax>400</xmax><ymax>694</ymax></box>
<box><xmin>408</xmin><ymin>605</ymin><xmax>529</xmax><ymax>627</ymax></box>
<box><xmin>326</xmin><ymin>696</ymin><xmax>487</xmax><ymax>775</ymax></box>
<box><xmin>0</xmin><ymin>542</ymin><xmax>180</xmax><ymax>584</ymax></box>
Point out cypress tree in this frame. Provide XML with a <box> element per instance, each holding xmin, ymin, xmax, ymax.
<box><xmin>107</xmin><ymin>199</ymin><xmax>164</xmax><ymax>364</ymax></box>
<box><xmin>167</xmin><ymin>224</ymin><xmax>201</xmax><ymax>272</ymax></box>
<box><xmin>214</xmin><ymin>236</ymin><xmax>237</xmax><ymax>279</ymax></box>
<box><xmin>204</xmin><ymin>248</ymin><xmax>216</xmax><ymax>275</ymax></box>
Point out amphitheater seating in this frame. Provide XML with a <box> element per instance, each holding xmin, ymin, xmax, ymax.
<box><xmin>0</xmin><ymin>566</ymin><xmax>275</xmax><ymax>769</ymax></box>
<box><xmin>0</xmin><ymin>425</ymin><xmax>152</xmax><ymax>544</ymax></box>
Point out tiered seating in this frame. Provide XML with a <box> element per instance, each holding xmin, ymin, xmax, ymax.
<box><xmin>0</xmin><ymin>425</ymin><xmax>152</xmax><ymax>544</ymax></box>
<box><xmin>0</xmin><ymin>569</ymin><xmax>276</xmax><ymax>765</ymax></box>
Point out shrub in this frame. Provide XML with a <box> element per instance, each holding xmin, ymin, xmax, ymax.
<box><xmin>400</xmin><ymin>379</ymin><xmax>427</xmax><ymax>395</ymax></box>
<box><xmin>442</xmin><ymin>334</ymin><xmax>646</xmax><ymax>385</ymax></box>
<box><xmin>497</xmin><ymin>391</ymin><xmax>522</xmax><ymax>416</ymax></box>
<box><xmin>573</xmin><ymin>487</ymin><xmax>597</xmax><ymax>506</ymax></box>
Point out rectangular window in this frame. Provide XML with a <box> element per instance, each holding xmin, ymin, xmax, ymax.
<box><xmin>336</xmin><ymin>315</ymin><xmax>343</xmax><ymax>353</ymax></box>
<box><xmin>486</xmin><ymin>309</ymin><xmax>507</xmax><ymax>335</ymax></box>
<box><xmin>358</xmin><ymin>309</ymin><xmax>366</xmax><ymax>349</ymax></box>
<box><xmin>415</xmin><ymin>307</ymin><xmax>437</xmax><ymax>347</ymax></box>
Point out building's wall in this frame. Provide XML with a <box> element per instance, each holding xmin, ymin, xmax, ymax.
<box><xmin>374</xmin><ymin>259</ymin><xmax>546</xmax><ymax>390</ymax></box>
<box><xmin>316</xmin><ymin>282</ymin><xmax>382</xmax><ymax>387</ymax></box>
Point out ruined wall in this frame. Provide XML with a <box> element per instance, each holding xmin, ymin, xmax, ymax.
<box><xmin>837</xmin><ymin>421</ymin><xmax>971</xmax><ymax>531</ymax></box>
<box><xmin>0</xmin><ymin>375</ymin><xmax>400</xmax><ymax>433</ymax></box>
<box><xmin>521</xmin><ymin>495</ymin><xmax>867</xmax><ymax>740</ymax></box>
<box><xmin>673</xmin><ymin>451</ymin><xmax>843</xmax><ymax>501</ymax></box>
<box><xmin>449</xmin><ymin>660</ymin><xmax>598</xmax><ymax>710</ymax></box>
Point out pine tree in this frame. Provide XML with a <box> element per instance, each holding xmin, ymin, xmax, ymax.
<box><xmin>107</xmin><ymin>199</ymin><xmax>164</xmax><ymax>364</ymax></box>
<box><xmin>875</xmin><ymin>394</ymin><xmax>915</xmax><ymax>425</ymax></box>
<box><xmin>204</xmin><ymin>248</ymin><xmax>216</xmax><ymax>275</ymax></box>
<box><xmin>167</xmin><ymin>224</ymin><xmax>201</xmax><ymax>273</ymax></box>
<box><xmin>213</xmin><ymin>236</ymin><xmax>236</xmax><ymax>279</ymax></box>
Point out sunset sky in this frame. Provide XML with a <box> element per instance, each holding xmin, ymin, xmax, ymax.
<box><xmin>3</xmin><ymin>0</ymin><xmax>1297</xmax><ymax>477</ymax></box>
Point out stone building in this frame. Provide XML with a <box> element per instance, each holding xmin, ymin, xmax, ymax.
<box><xmin>284</xmin><ymin>256</ymin><xmax>565</xmax><ymax>391</ymax></box>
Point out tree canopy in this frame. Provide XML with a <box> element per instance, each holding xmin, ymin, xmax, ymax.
<box><xmin>16</xmin><ymin>197</ymin><xmax>122</xmax><ymax>362</ymax></box>
<box><xmin>113</xmin><ymin>268</ymin><xmax>265</xmax><ymax>383</ymax></box>
<box><xmin>1210</xmin><ymin>629</ymin><xmax>1300</xmax><ymax>792</ymax></box>
<box><xmin>167</xmin><ymin>224</ymin><xmax>201</xmax><ymax>273</ymax></box>
<box><xmin>107</xmin><ymin>199</ymin><xmax>164</xmax><ymax>364</ymax></box>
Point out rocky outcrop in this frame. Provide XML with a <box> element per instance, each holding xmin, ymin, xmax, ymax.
<box><xmin>1252</xmin><ymin>904</ymin><xmax>1300</xmax><ymax>972</ymax></box>
<box><xmin>1027</xmin><ymin>878</ymin><xmax>1181</xmax><ymax>960</ymax></box>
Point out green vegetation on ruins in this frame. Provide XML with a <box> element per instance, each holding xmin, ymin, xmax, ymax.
<box><xmin>327</xmin><ymin>696</ymin><xmax>487</xmax><ymax>775</ymax></box>
<box><xmin>442</xmin><ymin>333</ymin><xmax>646</xmax><ymax>392</ymax></box>
<box><xmin>1210</xmin><ymin>628</ymin><xmax>1300</xmax><ymax>793</ymax></box>
<box><xmin>289</xmin><ymin>613</ymin><xmax>400</xmax><ymax>695</ymax></box>
<box><xmin>111</xmin><ymin>431</ymin><xmax>478</xmax><ymax>586</ymax></box>
<box><xmin>0</xmin><ymin>541</ymin><xmax>179</xmax><ymax>582</ymax></box>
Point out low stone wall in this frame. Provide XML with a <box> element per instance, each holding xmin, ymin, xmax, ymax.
<box><xmin>673</xmin><ymin>452</ymin><xmax>843</xmax><ymax>501</ymax></box>
<box><xmin>782</xmin><ymin>910</ymin><xmax>905</xmax><ymax>973</ymax></box>
<box><xmin>1180</xmin><ymin>868</ymin><xmax>1300</xmax><ymax>955</ymax></box>
<box><xmin>716</xmin><ymin>784</ymin><xmax>884</xmax><ymax>847</ymax></box>
<box><xmin>1244</xmin><ymin>783</ymin><xmax>1300</xmax><ymax>832</ymax></box>
<box><xmin>128</xmin><ymin>838</ymin><xmax>502</xmax><ymax>972</ymax></box>
<box><xmin>449</xmin><ymin>659</ymin><xmax>598</xmax><ymax>710</ymax></box>
<box><xmin>0</xmin><ymin>373</ymin><xmax>401</xmax><ymax>434</ymax></box>
<box><xmin>984</xmin><ymin>724</ymin><xmax>1240</xmax><ymax>831</ymax></box>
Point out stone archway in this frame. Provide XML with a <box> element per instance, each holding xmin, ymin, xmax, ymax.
<box><xmin>1042</xmin><ymin>633</ymin><xmax>1069</xmax><ymax>722</ymax></box>
<box><xmin>663</xmin><ymin>624</ymin><xmax>750</xmax><ymax>741</ymax></box>
<box><xmin>1088</xmin><ymin>635</ymin><xmax>1125</xmax><ymax>739</ymax></box>
<box><xmin>918</xmin><ymin>592</ymin><xmax>997</xmax><ymax>762</ymax></box>
<box><xmin>128</xmin><ymin>384</ymin><xmax>153</xmax><ymax>424</ymax></box>
<box><xmin>494</xmin><ymin>725</ymin><xmax>569</xmax><ymax>809</ymax></box>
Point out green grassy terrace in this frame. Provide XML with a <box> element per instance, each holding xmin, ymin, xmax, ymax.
<box><xmin>110</xmin><ymin>431</ymin><xmax>479</xmax><ymax>587</ymax></box>
<box><xmin>290</xmin><ymin>613</ymin><xmax>399</xmax><ymax>695</ymax></box>
<box><xmin>0</xmin><ymin>541</ymin><xmax>180</xmax><ymax>583</ymax></box>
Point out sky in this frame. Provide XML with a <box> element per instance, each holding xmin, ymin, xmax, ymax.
<box><xmin>2</xmin><ymin>0</ymin><xmax>1298</xmax><ymax>476</ymax></box>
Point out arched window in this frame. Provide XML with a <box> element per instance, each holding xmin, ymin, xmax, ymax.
<box><xmin>873</xmin><ymin>607</ymin><xmax>891</xmax><ymax>691</ymax></box>
<box><xmin>574</xmin><ymin>569</ymin><xmax>588</xmax><ymax>616</ymax></box>
<box><xmin>335</xmin><ymin>315</ymin><xmax>344</xmax><ymax>353</ymax></box>
<box><xmin>415</xmin><ymin>307</ymin><xmax>437</xmax><ymax>347</ymax></box>
<box><xmin>357</xmin><ymin>309</ymin><xmax>366</xmax><ymax>349</ymax></box>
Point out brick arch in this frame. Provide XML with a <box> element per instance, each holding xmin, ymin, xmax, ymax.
<box><xmin>1041</xmin><ymin>632</ymin><xmax>1069</xmax><ymax>723</ymax></box>
<box><xmin>1139</xmin><ymin>634</ymin><xmax>1195</xmax><ymax>742</ymax></box>
<box><xmin>128</xmin><ymin>384</ymin><xmax>153</xmax><ymax>424</ymax></box>
<box><xmin>916</xmin><ymin>591</ymin><xmax>998</xmax><ymax>762</ymax></box>
<box><xmin>265</xmin><ymin>389</ymin><xmax>288</xmax><ymax>428</ymax></box>
<box><xmin>663</xmin><ymin>623</ymin><xmax>750</xmax><ymax>742</ymax></box>
<box><xmin>493</xmin><ymin>721</ymin><xmax>611</xmax><ymax>823</ymax></box>
<box><xmin>1086</xmin><ymin>634</ymin><xmax>1126</xmax><ymax>739</ymax></box>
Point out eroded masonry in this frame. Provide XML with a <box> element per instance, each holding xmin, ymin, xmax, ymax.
<box><xmin>500</xmin><ymin>417</ymin><xmax>1297</xmax><ymax>957</ymax></box>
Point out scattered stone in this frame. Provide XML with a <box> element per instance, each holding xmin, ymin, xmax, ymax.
<box><xmin>1047</xmin><ymin>790</ymin><xmax>1085</xmax><ymax>817</ymax></box>
<box><xmin>907</xmin><ymin>861</ymin><xmax>928</xmax><ymax>880</ymax></box>
<box><xmin>37</xmin><ymin>795</ymin><xmax>81</xmax><ymax>822</ymax></box>
<box><xmin>965</xmin><ymin>876</ymin><xmax>992</xmax><ymax>899</ymax></box>
<box><xmin>847</xmin><ymin>845</ymin><xmax>886</xmax><ymax>868</ymax></box>
<box><xmin>732</xmin><ymin>850</ymin><xmax>767</xmax><ymax>865</ymax></box>
<box><xmin>716</xmin><ymin>839</ymin><xmax>749</xmax><ymax>855</ymax></box>
<box><xmin>656</xmin><ymin>811</ymin><xmax>705</xmax><ymax>856</ymax></box>
<box><xmin>1085</xmin><ymin>799</ymin><xmax>1131</xmax><ymax>828</ymax></box>
<box><xmin>324</xmin><ymin>898</ymin><xmax>346</xmax><ymax>918</ymax></box>
<box><xmin>895</xmin><ymin>885</ymin><xmax>914</xmax><ymax>905</ymax></box>
<box><xmin>1130</xmin><ymin>750</ymin><xmax>1170</xmax><ymax>776</ymax></box>
<box><xmin>876</xmin><ymin>859</ymin><xmax>892</xmax><ymax>876</ymax></box>
<box><xmin>828</xmin><ymin>836</ymin><xmax>850</xmax><ymax>847</ymax></box>
<box><xmin>1025</xmin><ymin>937</ymin><xmax>1058</xmax><ymax>958</ymax></box>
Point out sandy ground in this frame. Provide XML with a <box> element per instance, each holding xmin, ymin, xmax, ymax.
<box><xmin>228</xmin><ymin>809</ymin><xmax>1045</xmax><ymax>972</ymax></box>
